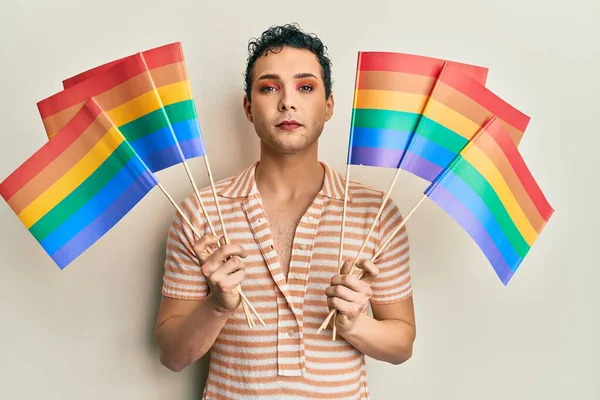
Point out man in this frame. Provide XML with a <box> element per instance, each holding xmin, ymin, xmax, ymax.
<box><xmin>154</xmin><ymin>23</ymin><xmax>416</xmax><ymax>399</ymax></box>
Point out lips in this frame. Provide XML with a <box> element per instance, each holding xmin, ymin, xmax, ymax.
<box><xmin>276</xmin><ymin>120</ymin><xmax>302</xmax><ymax>130</ymax></box>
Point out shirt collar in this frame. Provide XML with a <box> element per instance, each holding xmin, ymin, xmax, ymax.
<box><xmin>218</xmin><ymin>161</ymin><xmax>351</xmax><ymax>202</ymax></box>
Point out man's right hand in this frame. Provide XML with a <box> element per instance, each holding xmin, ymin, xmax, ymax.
<box><xmin>193</xmin><ymin>235</ymin><xmax>248</xmax><ymax>314</ymax></box>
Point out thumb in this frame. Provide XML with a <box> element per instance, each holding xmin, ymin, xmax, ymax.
<box><xmin>340</xmin><ymin>259</ymin><xmax>354</xmax><ymax>275</ymax></box>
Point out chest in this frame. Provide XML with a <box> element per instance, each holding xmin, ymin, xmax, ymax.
<box><xmin>261</xmin><ymin>197</ymin><xmax>313</xmax><ymax>277</ymax></box>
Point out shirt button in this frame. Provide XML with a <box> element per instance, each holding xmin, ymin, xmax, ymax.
<box><xmin>307</xmin><ymin>216</ymin><xmax>314</xmax><ymax>223</ymax></box>
<box><xmin>294</xmin><ymin>273</ymin><xmax>302</xmax><ymax>280</ymax></box>
<box><xmin>299</xmin><ymin>244</ymin><xmax>307</xmax><ymax>250</ymax></box>
<box><xmin>288</xmin><ymin>329</ymin><xmax>296</xmax><ymax>337</ymax></box>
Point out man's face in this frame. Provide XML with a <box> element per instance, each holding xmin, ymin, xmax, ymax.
<box><xmin>243</xmin><ymin>46</ymin><xmax>334</xmax><ymax>155</ymax></box>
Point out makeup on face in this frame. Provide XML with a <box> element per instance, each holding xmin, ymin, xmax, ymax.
<box><xmin>255</xmin><ymin>73</ymin><xmax>320</xmax><ymax>95</ymax></box>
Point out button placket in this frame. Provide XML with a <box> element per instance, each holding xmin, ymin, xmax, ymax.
<box><xmin>286</xmin><ymin>197</ymin><xmax>323</xmax><ymax>327</ymax></box>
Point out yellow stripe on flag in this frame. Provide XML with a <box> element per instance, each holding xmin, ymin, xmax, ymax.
<box><xmin>353</xmin><ymin>89</ymin><xmax>427</xmax><ymax>114</ymax></box>
<box><xmin>107</xmin><ymin>90</ymin><xmax>163</xmax><ymax>127</ymax></box>
<box><xmin>462</xmin><ymin>145</ymin><xmax>538</xmax><ymax>245</ymax></box>
<box><xmin>425</xmin><ymin>99</ymin><xmax>481</xmax><ymax>140</ymax></box>
<box><xmin>18</xmin><ymin>127</ymin><xmax>125</xmax><ymax>228</ymax></box>
<box><xmin>157</xmin><ymin>81</ymin><xmax>193</xmax><ymax>107</ymax></box>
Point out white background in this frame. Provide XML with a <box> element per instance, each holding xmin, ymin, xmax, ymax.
<box><xmin>0</xmin><ymin>0</ymin><xmax>597</xmax><ymax>398</ymax></box>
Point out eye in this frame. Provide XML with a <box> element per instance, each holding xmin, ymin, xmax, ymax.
<box><xmin>260</xmin><ymin>85</ymin><xmax>278</xmax><ymax>93</ymax></box>
<box><xmin>299</xmin><ymin>84</ymin><xmax>314</xmax><ymax>92</ymax></box>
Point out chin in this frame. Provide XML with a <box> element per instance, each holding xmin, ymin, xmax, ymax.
<box><xmin>264</xmin><ymin>135</ymin><xmax>316</xmax><ymax>155</ymax></box>
<box><xmin>255</xmin><ymin>124</ymin><xmax>322</xmax><ymax>155</ymax></box>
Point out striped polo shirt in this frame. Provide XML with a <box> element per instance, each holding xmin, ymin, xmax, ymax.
<box><xmin>161</xmin><ymin>161</ymin><xmax>412</xmax><ymax>399</ymax></box>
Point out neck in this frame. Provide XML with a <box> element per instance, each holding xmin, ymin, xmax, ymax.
<box><xmin>255</xmin><ymin>142</ymin><xmax>324</xmax><ymax>200</ymax></box>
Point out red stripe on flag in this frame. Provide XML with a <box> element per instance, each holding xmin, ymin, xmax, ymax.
<box><xmin>358</xmin><ymin>51</ymin><xmax>488</xmax><ymax>83</ymax></box>
<box><xmin>486</xmin><ymin>120</ymin><xmax>554</xmax><ymax>221</ymax></box>
<box><xmin>0</xmin><ymin>100</ymin><xmax>102</xmax><ymax>202</ymax></box>
<box><xmin>143</xmin><ymin>42</ymin><xmax>184</xmax><ymax>69</ymax></box>
<box><xmin>439</xmin><ymin>63</ymin><xmax>531</xmax><ymax>134</ymax></box>
<box><xmin>61</xmin><ymin>42</ymin><xmax>185</xmax><ymax>89</ymax></box>
<box><xmin>38</xmin><ymin>54</ymin><xmax>148</xmax><ymax>118</ymax></box>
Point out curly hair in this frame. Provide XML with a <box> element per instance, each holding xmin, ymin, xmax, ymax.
<box><xmin>244</xmin><ymin>23</ymin><xmax>333</xmax><ymax>101</ymax></box>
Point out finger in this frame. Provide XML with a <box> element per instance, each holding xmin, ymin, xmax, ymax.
<box><xmin>219</xmin><ymin>269</ymin><xmax>246</xmax><ymax>290</ymax></box>
<box><xmin>210</xmin><ymin>257</ymin><xmax>246</xmax><ymax>282</ymax></box>
<box><xmin>214</xmin><ymin>243</ymin><xmax>247</xmax><ymax>263</ymax></box>
<box><xmin>356</xmin><ymin>260</ymin><xmax>380</xmax><ymax>284</ymax></box>
<box><xmin>327</xmin><ymin>296</ymin><xmax>362</xmax><ymax>317</ymax></box>
<box><xmin>202</xmin><ymin>245</ymin><xmax>241</xmax><ymax>277</ymax></box>
<box><xmin>192</xmin><ymin>234</ymin><xmax>219</xmax><ymax>263</ymax></box>
<box><xmin>330</xmin><ymin>274</ymin><xmax>372</xmax><ymax>296</ymax></box>
<box><xmin>340</xmin><ymin>259</ymin><xmax>354</xmax><ymax>275</ymax></box>
<box><xmin>201</xmin><ymin>244</ymin><xmax>246</xmax><ymax>276</ymax></box>
<box><xmin>325</xmin><ymin>284</ymin><xmax>366</xmax><ymax>304</ymax></box>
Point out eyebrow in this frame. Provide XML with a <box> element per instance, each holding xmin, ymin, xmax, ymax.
<box><xmin>257</xmin><ymin>72</ymin><xmax>319</xmax><ymax>81</ymax></box>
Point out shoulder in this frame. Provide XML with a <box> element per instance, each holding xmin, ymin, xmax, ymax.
<box><xmin>322</xmin><ymin>161</ymin><xmax>388</xmax><ymax>204</ymax></box>
<box><xmin>324</xmin><ymin>162</ymin><xmax>405</xmax><ymax>227</ymax></box>
<box><xmin>170</xmin><ymin>164</ymin><xmax>254</xmax><ymax>239</ymax></box>
<box><xmin>347</xmin><ymin>179</ymin><xmax>385</xmax><ymax>201</ymax></box>
<box><xmin>179</xmin><ymin>162</ymin><xmax>255</xmax><ymax>211</ymax></box>
<box><xmin>177</xmin><ymin>174</ymin><xmax>235</xmax><ymax>214</ymax></box>
<box><xmin>336</xmin><ymin>170</ymin><xmax>399</xmax><ymax>212</ymax></box>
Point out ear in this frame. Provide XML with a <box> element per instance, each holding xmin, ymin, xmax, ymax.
<box><xmin>325</xmin><ymin>93</ymin><xmax>335</xmax><ymax>121</ymax></box>
<box><xmin>243</xmin><ymin>95</ymin><xmax>253</xmax><ymax>123</ymax></box>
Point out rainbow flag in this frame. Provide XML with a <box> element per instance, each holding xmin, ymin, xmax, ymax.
<box><xmin>37</xmin><ymin>52</ymin><xmax>189</xmax><ymax>173</ymax></box>
<box><xmin>424</xmin><ymin>116</ymin><xmax>554</xmax><ymax>284</ymax></box>
<box><xmin>61</xmin><ymin>42</ymin><xmax>206</xmax><ymax>160</ymax></box>
<box><xmin>0</xmin><ymin>99</ymin><xmax>158</xmax><ymax>269</ymax></box>
<box><xmin>399</xmin><ymin>62</ymin><xmax>531</xmax><ymax>182</ymax></box>
<box><xmin>347</xmin><ymin>51</ymin><xmax>489</xmax><ymax>168</ymax></box>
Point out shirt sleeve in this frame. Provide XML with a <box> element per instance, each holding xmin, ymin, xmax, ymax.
<box><xmin>161</xmin><ymin>196</ymin><xmax>210</xmax><ymax>300</ymax></box>
<box><xmin>370</xmin><ymin>196</ymin><xmax>413</xmax><ymax>304</ymax></box>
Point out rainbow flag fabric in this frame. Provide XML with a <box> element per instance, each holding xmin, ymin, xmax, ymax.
<box><xmin>0</xmin><ymin>98</ymin><xmax>158</xmax><ymax>269</ymax></box>
<box><xmin>399</xmin><ymin>62</ymin><xmax>531</xmax><ymax>182</ymax></box>
<box><xmin>347</xmin><ymin>51</ymin><xmax>489</xmax><ymax>168</ymax></box>
<box><xmin>37</xmin><ymin>52</ymin><xmax>190</xmax><ymax>173</ymax></box>
<box><xmin>61</xmin><ymin>42</ymin><xmax>205</xmax><ymax>161</ymax></box>
<box><xmin>424</xmin><ymin>116</ymin><xmax>554</xmax><ymax>284</ymax></box>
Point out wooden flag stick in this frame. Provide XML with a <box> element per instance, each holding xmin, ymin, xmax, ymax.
<box><xmin>202</xmin><ymin>155</ymin><xmax>265</xmax><ymax>326</ymax></box>
<box><xmin>319</xmin><ymin>167</ymin><xmax>403</xmax><ymax>336</ymax></box>
<box><xmin>203</xmin><ymin>155</ymin><xmax>231</xmax><ymax>244</ymax></box>
<box><xmin>157</xmin><ymin>182</ymin><xmax>203</xmax><ymax>239</ymax></box>
<box><xmin>181</xmin><ymin>159</ymin><xmax>258</xmax><ymax>327</ymax></box>
<box><xmin>332</xmin><ymin>164</ymin><xmax>351</xmax><ymax>340</ymax></box>
<box><xmin>332</xmin><ymin>54</ymin><xmax>363</xmax><ymax>339</ymax></box>
<box><xmin>372</xmin><ymin>193</ymin><xmax>427</xmax><ymax>263</ymax></box>
<box><xmin>156</xmin><ymin>181</ymin><xmax>263</xmax><ymax>328</ymax></box>
<box><xmin>318</xmin><ymin>193</ymin><xmax>426</xmax><ymax>334</ymax></box>
<box><xmin>181</xmin><ymin>159</ymin><xmax>217</xmax><ymax>236</ymax></box>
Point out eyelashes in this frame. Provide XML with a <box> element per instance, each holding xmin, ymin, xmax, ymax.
<box><xmin>259</xmin><ymin>84</ymin><xmax>280</xmax><ymax>93</ymax></box>
<box><xmin>298</xmin><ymin>84</ymin><xmax>314</xmax><ymax>92</ymax></box>
<box><xmin>257</xmin><ymin>82</ymin><xmax>316</xmax><ymax>93</ymax></box>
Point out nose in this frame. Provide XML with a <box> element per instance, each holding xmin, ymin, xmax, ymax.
<box><xmin>278</xmin><ymin>88</ymin><xmax>296</xmax><ymax>112</ymax></box>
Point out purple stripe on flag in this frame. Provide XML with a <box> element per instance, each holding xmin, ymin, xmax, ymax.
<box><xmin>427</xmin><ymin>184</ymin><xmax>515</xmax><ymax>285</ymax></box>
<box><xmin>144</xmin><ymin>144</ymin><xmax>185</xmax><ymax>172</ymax></box>
<box><xmin>349</xmin><ymin>146</ymin><xmax>404</xmax><ymax>168</ymax></box>
<box><xmin>179</xmin><ymin>138</ymin><xmax>205</xmax><ymax>159</ymax></box>
<box><xmin>401</xmin><ymin>152</ymin><xmax>443</xmax><ymax>182</ymax></box>
<box><xmin>50</xmin><ymin>171</ymin><xmax>157</xmax><ymax>269</ymax></box>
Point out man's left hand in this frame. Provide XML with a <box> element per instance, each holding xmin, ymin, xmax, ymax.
<box><xmin>325</xmin><ymin>259</ymin><xmax>379</xmax><ymax>334</ymax></box>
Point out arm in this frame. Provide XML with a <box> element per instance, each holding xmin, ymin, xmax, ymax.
<box><xmin>339</xmin><ymin>296</ymin><xmax>415</xmax><ymax>365</ymax></box>
<box><xmin>325</xmin><ymin>260</ymin><xmax>416</xmax><ymax>365</ymax></box>
<box><xmin>155</xmin><ymin>235</ymin><xmax>247</xmax><ymax>372</ymax></box>
<box><xmin>155</xmin><ymin>296</ymin><xmax>231</xmax><ymax>372</ymax></box>
<box><xmin>326</xmin><ymin>195</ymin><xmax>415</xmax><ymax>364</ymax></box>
